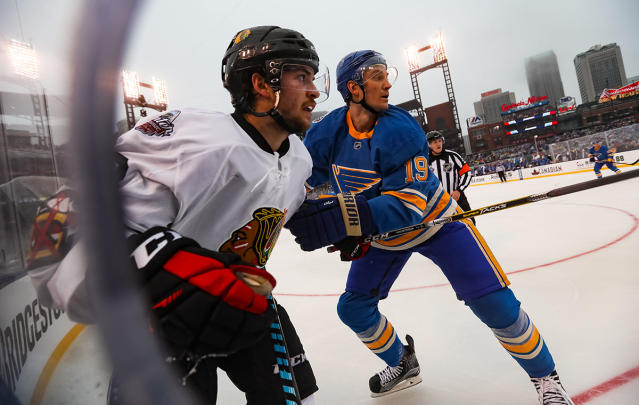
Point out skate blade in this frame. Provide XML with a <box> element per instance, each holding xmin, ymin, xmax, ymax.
<box><xmin>370</xmin><ymin>376</ymin><xmax>423</xmax><ymax>398</ymax></box>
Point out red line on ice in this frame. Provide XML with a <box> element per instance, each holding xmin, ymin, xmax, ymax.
<box><xmin>275</xmin><ymin>204</ymin><xmax>639</xmax><ymax>401</ymax></box>
<box><xmin>276</xmin><ymin>204</ymin><xmax>638</xmax><ymax>298</ymax></box>
<box><xmin>572</xmin><ymin>365</ymin><xmax>639</xmax><ymax>404</ymax></box>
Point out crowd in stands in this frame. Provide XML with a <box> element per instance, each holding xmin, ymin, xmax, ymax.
<box><xmin>468</xmin><ymin>116</ymin><xmax>639</xmax><ymax>176</ymax></box>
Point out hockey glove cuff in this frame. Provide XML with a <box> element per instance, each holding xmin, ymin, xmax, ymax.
<box><xmin>285</xmin><ymin>192</ymin><xmax>376</xmax><ymax>252</ymax></box>
<box><xmin>128</xmin><ymin>226</ymin><xmax>276</xmax><ymax>357</ymax></box>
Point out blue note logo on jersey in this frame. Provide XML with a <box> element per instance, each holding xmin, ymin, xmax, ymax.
<box><xmin>331</xmin><ymin>164</ymin><xmax>381</xmax><ymax>194</ymax></box>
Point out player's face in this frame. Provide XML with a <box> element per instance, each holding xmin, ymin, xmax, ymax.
<box><xmin>277</xmin><ymin>65</ymin><xmax>320</xmax><ymax>132</ymax></box>
<box><xmin>429</xmin><ymin>138</ymin><xmax>443</xmax><ymax>154</ymax></box>
<box><xmin>361</xmin><ymin>65</ymin><xmax>393</xmax><ymax>112</ymax></box>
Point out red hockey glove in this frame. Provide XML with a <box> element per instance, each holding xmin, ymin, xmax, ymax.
<box><xmin>128</xmin><ymin>226</ymin><xmax>276</xmax><ymax>357</ymax></box>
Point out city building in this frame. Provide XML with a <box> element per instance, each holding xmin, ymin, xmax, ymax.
<box><xmin>574</xmin><ymin>43</ymin><xmax>627</xmax><ymax>103</ymax></box>
<box><xmin>473</xmin><ymin>88</ymin><xmax>516</xmax><ymax>124</ymax></box>
<box><xmin>525</xmin><ymin>50</ymin><xmax>565</xmax><ymax>107</ymax></box>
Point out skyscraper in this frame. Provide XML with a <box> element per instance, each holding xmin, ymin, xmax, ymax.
<box><xmin>473</xmin><ymin>89</ymin><xmax>516</xmax><ymax>124</ymax></box>
<box><xmin>574</xmin><ymin>43</ymin><xmax>627</xmax><ymax>103</ymax></box>
<box><xmin>525</xmin><ymin>50</ymin><xmax>565</xmax><ymax>107</ymax></box>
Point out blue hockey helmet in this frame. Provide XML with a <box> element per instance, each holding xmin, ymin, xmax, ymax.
<box><xmin>336</xmin><ymin>50</ymin><xmax>388</xmax><ymax>102</ymax></box>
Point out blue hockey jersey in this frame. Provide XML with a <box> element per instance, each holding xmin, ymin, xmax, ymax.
<box><xmin>304</xmin><ymin>105</ymin><xmax>457</xmax><ymax>250</ymax></box>
<box><xmin>588</xmin><ymin>145</ymin><xmax>613</xmax><ymax>162</ymax></box>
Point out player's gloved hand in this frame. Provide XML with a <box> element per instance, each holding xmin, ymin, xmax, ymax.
<box><xmin>589</xmin><ymin>157</ymin><xmax>595</xmax><ymax>162</ymax></box>
<box><xmin>128</xmin><ymin>226</ymin><xmax>276</xmax><ymax>358</ymax></box>
<box><xmin>334</xmin><ymin>236</ymin><xmax>371</xmax><ymax>261</ymax></box>
<box><xmin>285</xmin><ymin>193</ymin><xmax>376</xmax><ymax>251</ymax></box>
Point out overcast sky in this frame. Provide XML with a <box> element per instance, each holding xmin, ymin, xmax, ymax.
<box><xmin>2</xmin><ymin>0</ymin><xmax>639</xmax><ymax>135</ymax></box>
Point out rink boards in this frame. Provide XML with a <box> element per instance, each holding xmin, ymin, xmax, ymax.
<box><xmin>470</xmin><ymin>149</ymin><xmax>639</xmax><ymax>185</ymax></box>
<box><xmin>1</xmin><ymin>149</ymin><xmax>638</xmax><ymax>404</ymax></box>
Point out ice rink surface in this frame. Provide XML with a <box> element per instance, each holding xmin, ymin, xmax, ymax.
<box><xmin>218</xmin><ymin>166</ymin><xmax>639</xmax><ymax>404</ymax></box>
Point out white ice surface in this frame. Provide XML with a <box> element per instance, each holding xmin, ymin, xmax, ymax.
<box><xmin>216</xmin><ymin>167</ymin><xmax>639</xmax><ymax>404</ymax></box>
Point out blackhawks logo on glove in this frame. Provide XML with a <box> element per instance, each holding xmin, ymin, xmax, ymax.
<box><xmin>220</xmin><ymin>207</ymin><xmax>286</xmax><ymax>267</ymax></box>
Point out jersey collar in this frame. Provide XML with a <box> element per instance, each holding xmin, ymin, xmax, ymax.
<box><xmin>232</xmin><ymin>111</ymin><xmax>291</xmax><ymax>156</ymax></box>
<box><xmin>346</xmin><ymin>110</ymin><xmax>376</xmax><ymax>140</ymax></box>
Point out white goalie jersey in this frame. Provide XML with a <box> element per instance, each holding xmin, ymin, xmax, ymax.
<box><xmin>35</xmin><ymin>108</ymin><xmax>312</xmax><ymax>322</ymax></box>
<box><xmin>116</xmin><ymin>108</ymin><xmax>312</xmax><ymax>267</ymax></box>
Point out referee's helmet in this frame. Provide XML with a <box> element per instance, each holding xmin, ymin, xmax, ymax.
<box><xmin>426</xmin><ymin>130</ymin><xmax>444</xmax><ymax>143</ymax></box>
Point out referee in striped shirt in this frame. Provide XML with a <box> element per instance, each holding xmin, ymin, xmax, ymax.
<box><xmin>426</xmin><ymin>131</ymin><xmax>475</xmax><ymax>224</ymax></box>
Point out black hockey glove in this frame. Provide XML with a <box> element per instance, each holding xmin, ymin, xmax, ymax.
<box><xmin>333</xmin><ymin>236</ymin><xmax>371</xmax><ymax>261</ymax></box>
<box><xmin>128</xmin><ymin>226</ymin><xmax>276</xmax><ymax>358</ymax></box>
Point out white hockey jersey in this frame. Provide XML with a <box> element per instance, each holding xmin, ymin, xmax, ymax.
<box><xmin>117</xmin><ymin>108</ymin><xmax>312</xmax><ymax>266</ymax></box>
<box><xmin>37</xmin><ymin>108</ymin><xmax>312</xmax><ymax>322</ymax></box>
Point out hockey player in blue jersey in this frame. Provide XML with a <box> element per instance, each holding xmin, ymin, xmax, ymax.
<box><xmin>285</xmin><ymin>50</ymin><xmax>574</xmax><ymax>404</ymax></box>
<box><xmin>589</xmin><ymin>139</ymin><xmax>621</xmax><ymax>178</ymax></box>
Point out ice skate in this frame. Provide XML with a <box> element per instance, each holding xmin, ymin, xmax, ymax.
<box><xmin>369</xmin><ymin>335</ymin><xmax>422</xmax><ymax>397</ymax></box>
<box><xmin>531</xmin><ymin>370</ymin><xmax>575</xmax><ymax>405</ymax></box>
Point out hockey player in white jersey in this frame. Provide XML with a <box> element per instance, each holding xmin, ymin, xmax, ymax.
<box><xmin>32</xmin><ymin>25</ymin><xmax>328</xmax><ymax>405</ymax></box>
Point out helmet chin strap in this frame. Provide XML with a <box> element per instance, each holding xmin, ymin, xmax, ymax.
<box><xmin>244</xmin><ymin>91</ymin><xmax>299</xmax><ymax>134</ymax></box>
<box><xmin>351</xmin><ymin>88</ymin><xmax>379</xmax><ymax>115</ymax></box>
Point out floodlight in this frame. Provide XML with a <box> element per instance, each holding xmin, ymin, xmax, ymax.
<box><xmin>431</xmin><ymin>32</ymin><xmax>446</xmax><ymax>63</ymax></box>
<box><xmin>122</xmin><ymin>70</ymin><xmax>140</xmax><ymax>100</ymax></box>
<box><xmin>8</xmin><ymin>39</ymin><xmax>39</xmax><ymax>79</ymax></box>
<box><xmin>405</xmin><ymin>46</ymin><xmax>420</xmax><ymax>73</ymax></box>
<box><xmin>152</xmin><ymin>77</ymin><xmax>168</xmax><ymax>107</ymax></box>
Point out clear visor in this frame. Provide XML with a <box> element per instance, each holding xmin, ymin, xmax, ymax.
<box><xmin>279</xmin><ymin>63</ymin><xmax>330</xmax><ymax>103</ymax></box>
<box><xmin>358</xmin><ymin>63</ymin><xmax>398</xmax><ymax>87</ymax></box>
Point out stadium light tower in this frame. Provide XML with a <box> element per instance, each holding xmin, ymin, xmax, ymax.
<box><xmin>404</xmin><ymin>32</ymin><xmax>462</xmax><ymax>150</ymax></box>
<box><xmin>8</xmin><ymin>39</ymin><xmax>40</xmax><ymax>79</ymax></box>
<box><xmin>6</xmin><ymin>39</ymin><xmax>59</xmax><ymax>183</ymax></box>
<box><xmin>121</xmin><ymin>70</ymin><xmax>169</xmax><ymax>130</ymax></box>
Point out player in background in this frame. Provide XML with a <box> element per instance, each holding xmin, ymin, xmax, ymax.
<box><xmin>285</xmin><ymin>50</ymin><xmax>574</xmax><ymax>404</ymax></box>
<box><xmin>426</xmin><ymin>130</ymin><xmax>475</xmax><ymax>224</ymax></box>
<box><xmin>31</xmin><ymin>26</ymin><xmax>328</xmax><ymax>405</ymax></box>
<box><xmin>589</xmin><ymin>139</ymin><xmax>621</xmax><ymax>179</ymax></box>
<box><xmin>495</xmin><ymin>162</ymin><xmax>507</xmax><ymax>182</ymax></box>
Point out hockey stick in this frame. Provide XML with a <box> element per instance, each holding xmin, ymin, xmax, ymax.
<box><xmin>621</xmin><ymin>157</ymin><xmax>639</xmax><ymax>166</ymax></box>
<box><xmin>268</xmin><ymin>296</ymin><xmax>303</xmax><ymax>405</ymax></box>
<box><xmin>330</xmin><ymin>167</ymin><xmax>639</xmax><ymax>248</ymax></box>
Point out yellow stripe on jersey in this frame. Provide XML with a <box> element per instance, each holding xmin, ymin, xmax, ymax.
<box><xmin>423</xmin><ymin>191</ymin><xmax>451</xmax><ymax>222</ymax></box>
<box><xmin>376</xmin><ymin>186</ymin><xmax>451</xmax><ymax>248</ymax></box>
<box><xmin>382</xmin><ymin>190</ymin><xmax>427</xmax><ymax>212</ymax></box>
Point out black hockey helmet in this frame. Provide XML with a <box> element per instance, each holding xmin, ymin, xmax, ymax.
<box><xmin>426</xmin><ymin>130</ymin><xmax>444</xmax><ymax>143</ymax></box>
<box><xmin>221</xmin><ymin>26</ymin><xmax>320</xmax><ymax>111</ymax></box>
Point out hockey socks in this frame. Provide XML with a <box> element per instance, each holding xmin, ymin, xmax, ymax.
<box><xmin>467</xmin><ymin>288</ymin><xmax>555</xmax><ymax>378</ymax></box>
<box><xmin>337</xmin><ymin>292</ymin><xmax>404</xmax><ymax>366</ymax></box>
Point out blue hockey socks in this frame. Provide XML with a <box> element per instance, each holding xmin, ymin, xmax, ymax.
<box><xmin>467</xmin><ymin>288</ymin><xmax>555</xmax><ymax>378</ymax></box>
<box><xmin>337</xmin><ymin>292</ymin><xmax>404</xmax><ymax>366</ymax></box>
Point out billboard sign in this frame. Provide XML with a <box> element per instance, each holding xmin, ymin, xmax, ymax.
<box><xmin>501</xmin><ymin>95</ymin><xmax>548</xmax><ymax>113</ymax></box>
<box><xmin>598</xmin><ymin>81</ymin><xmax>639</xmax><ymax>103</ymax></box>
<box><xmin>557</xmin><ymin>96</ymin><xmax>576</xmax><ymax>115</ymax></box>
<box><xmin>481</xmin><ymin>89</ymin><xmax>501</xmax><ymax>98</ymax></box>
<box><xmin>466</xmin><ymin>116</ymin><xmax>484</xmax><ymax>128</ymax></box>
